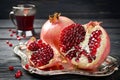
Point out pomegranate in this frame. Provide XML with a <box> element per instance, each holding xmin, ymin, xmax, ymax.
<box><xmin>40</xmin><ymin>13</ymin><xmax>74</xmax><ymax>49</ymax></box>
<box><xmin>40</xmin><ymin>13</ymin><xmax>110</xmax><ymax>70</ymax></box>
<box><xmin>27</xmin><ymin>37</ymin><xmax>63</xmax><ymax>70</ymax></box>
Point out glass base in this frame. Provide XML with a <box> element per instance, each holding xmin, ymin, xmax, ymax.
<box><xmin>17</xmin><ymin>30</ymin><xmax>35</xmax><ymax>37</ymax></box>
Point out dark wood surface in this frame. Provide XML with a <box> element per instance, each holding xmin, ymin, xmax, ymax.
<box><xmin>0</xmin><ymin>19</ymin><xmax>120</xmax><ymax>80</ymax></box>
<box><xmin>0</xmin><ymin>0</ymin><xmax>120</xmax><ymax>19</ymax></box>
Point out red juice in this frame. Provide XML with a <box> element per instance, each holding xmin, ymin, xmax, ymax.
<box><xmin>15</xmin><ymin>15</ymin><xmax>35</xmax><ymax>31</ymax></box>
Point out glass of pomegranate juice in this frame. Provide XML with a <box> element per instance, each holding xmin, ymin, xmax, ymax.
<box><xmin>9</xmin><ymin>4</ymin><xmax>36</xmax><ymax>37</ymax></box>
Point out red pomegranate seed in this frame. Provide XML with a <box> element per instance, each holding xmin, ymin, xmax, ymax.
<box><xmin>8</xmin><ymin>29</ymin><xmax>12</xmax><ymax>32</ymax></box>
<box><xmin>9</xmin><ymin>66</ymin><xmax>14</xmax><ymax>71</ymax></box>
<box><xmin>25</xmin><ymin>64</ymin><xmax>29</xmax><ymax>69</ymax></box>
<box><xmin>9</xmin><ymin>43</ymin><xmax>13</xmax><ymax>47</ymax></box>
<box><xmin>16</xmin><ymin>35</ymin><xmax>19</xmax><ymax>38</ymax></box>
<box><xmin>87</xmin><ymin>55</ymin><xmax>93</xmax><ymax>63</ymax></box>
<box><xmin>66</xmin><ymin>50</ymin><xmax>77</xmax><ymax>60</ymax></box>
<box><xmin>74</xmin><ymin>46</ymin><xmax>81</xmax><ymax>51</ymax></box>
<box><xmin>30</xmin><ymin>43</ymin><xmax>54</xmax><ymax>67</ymax></box>
<box><xmin>60</xmin><ymin>23</ymin><xmax>85</xmax><ymax>52</ymax></box>
<box><xmin>17</xmin><ymin>37</ymin><xmax>21</xmax><ymax>41</ymax></box>
<box><xmin>88</xmin><ymin>30</ymin><xmax>102</xmax><ymax>60</ymax></box>
<box><xmin>28</xmin><ymin>41</ymin><xmax>39</xmax><ymax>51</ymax></box>
<box><xmin>12</xmin><ymin>30</ymin><xmax>16</xmax><ymax>34</ymax></box>
<box><xmin>10</xmin><ymin>34</ymin><xmax>13</xmax><ymax>37</ymax></box>
<box><xmin>6</xmin><ymin>40</ymin><xmax>9</xmax><ymax>44</ymax></box>
<box><xmin>15</xmin><ymin>72</ymin><xmax>21</xmax><ymax>78</ymax></box>
<box><xmin>37</xmin><ymin>39</ymin><xmax>42</xmax><ymax>44</ymax></box>
<box><xmin>15</xmin><ymin>70</ymin><xmax>22</xmax><ymax>78</ymax></box>
<box><xmin>17</xmin><ymin>70</ymin><xmax>22</xmax><ymax>76</ymax></box>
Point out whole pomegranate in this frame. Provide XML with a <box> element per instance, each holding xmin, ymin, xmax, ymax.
<box><xmin>40</xmin><ymin>13</ymin><xmax>110</xmax><ymax>70</ymax></box>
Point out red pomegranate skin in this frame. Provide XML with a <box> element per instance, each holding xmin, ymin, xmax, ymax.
<box><xmin>40</xmin><ymin>16</ymin><xmax>74</xmax><ymax>50</ymax></box>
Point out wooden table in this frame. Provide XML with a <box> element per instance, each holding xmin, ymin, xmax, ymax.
<box><xmin>0</xmin><ymin>19</ymin><xmax>120</xmax><ymax>80</ymax></box>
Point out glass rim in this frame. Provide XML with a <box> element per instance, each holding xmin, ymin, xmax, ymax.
<box><xmin>13</xmin><ymin>4</ymin><xmax>35</xmax><ymax>9</ymax></box>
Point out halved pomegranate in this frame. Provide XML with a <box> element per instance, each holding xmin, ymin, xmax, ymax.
<box><xmin>40</xmin><ymin>13</ymin><xmax>110</xmax><ymax>70</ymax></box>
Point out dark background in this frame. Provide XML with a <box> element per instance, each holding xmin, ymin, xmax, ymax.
<box><xmin>0</xmin><ymin>0</ymin><xmax>120</xmax><ymax>19</ymax></box>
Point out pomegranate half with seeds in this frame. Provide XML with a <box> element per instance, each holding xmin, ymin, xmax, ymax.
<box><xmin>40</xmin><ymin>13</ymin><xmax>110</xmax><ymax>70</ymax></box>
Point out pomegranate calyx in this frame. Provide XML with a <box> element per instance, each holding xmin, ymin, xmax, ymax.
<box><xmin>29</xmin><ymin>37</ymin><xmax>36</xmax><ymax>41</ymax></box>
<box><xmin>49</xmin><ymin>12</ymin><xmax>61</xmax><ymax>23</ymax></box>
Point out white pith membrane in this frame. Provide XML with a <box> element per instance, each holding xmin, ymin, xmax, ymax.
<box><xmin>60</xmin><ymin>21</ymin><xmax>108</xmax><ymax>69</ymax></box>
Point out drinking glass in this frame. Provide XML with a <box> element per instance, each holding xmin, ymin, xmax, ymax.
<box><xmin>9</xmin><ymin>4</ymin><xmax>36</xmax><ymax>37</ymax></box>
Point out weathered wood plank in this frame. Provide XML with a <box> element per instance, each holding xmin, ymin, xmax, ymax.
<box><xmin>0</xmin><ymin>19</ymin><xmax>120</xmax><ymax>28</ymax></box>
<box><xmin>0</xmin><ymin>28</ymin><xmax>120</xmax><ymax>41</ymax></box>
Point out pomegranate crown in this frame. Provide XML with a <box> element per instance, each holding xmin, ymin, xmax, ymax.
<box><xmin>49</xmin><ymin>12</ymin><xmax>61</xmax><ymax>23</ymax></box>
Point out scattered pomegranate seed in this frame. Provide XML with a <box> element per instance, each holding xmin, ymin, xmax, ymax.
<box><xmin>15</xmin><ymin>70</ymin><xmax>22</xmax><ymax>78</ymax></box>
<box><xmin>25</xmin><ymin>64</ymin><xmax>29</xmax><ymax>69</ymax></box>
<box><xmin>9</xmin><ymin>66</ymin><xmax>14</xmax><ymax>71</ymax></box>
<box><xmin>12</xmin><ymin>30</ymin><xmax>16</xmax><ymax>34</ymax></box>
<box><xmin>10</xmin><ymin>34</ymin><xmax>13</xmax><ymax>37</ymax></box>
<box><xmin>9</xmin><ymin>43</ymin><xmax>13</xmax><ymax>47</ymax></box>
<box><xmin>17</xmin><ymin>70</ymin><xmax>22</xmax><ymax>76</ymax></box>
<box><xmin>16</xmin><ymin>35</ymin><xmax>19</xmax><ymax>38</ymax></box>
<box><xmin>15</xmin><ymin>72</ymin><xmax>21</xmax><ymax>78</ymax></box>
<box><xmin>8</xmin><ymin>29</ymin><xmax>12</xmax><ymax>32</ymax></box>
<box><xmin>6</xmin><ymin>40</ymin><xmax>9</xmax><ymax>44</ymax></box>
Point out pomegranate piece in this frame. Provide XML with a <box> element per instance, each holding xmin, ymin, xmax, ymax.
<box><xmin>40</xmin><ymin>13</ymin><xmax>110</xmax><ymax>70</ymax></box>
<box><xmin>30</xmin><ymin>43</ymin><xmax>54</xmax><ymax>67</ymax></box>
<box><xmin>27</xmin><ymin>39</ymin><xmax>63</xmax><ymax>70</ymax></box>
<box><xmin>27</xmin><ymin>38</ymin><xmax>66</xmax><ymax>70</ymax></box>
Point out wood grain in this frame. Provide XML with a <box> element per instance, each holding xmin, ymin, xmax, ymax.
<box><xmin>0</xmin><ymin>19</ymin><xmax>120</xmax><ymax>80</ymax></box>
